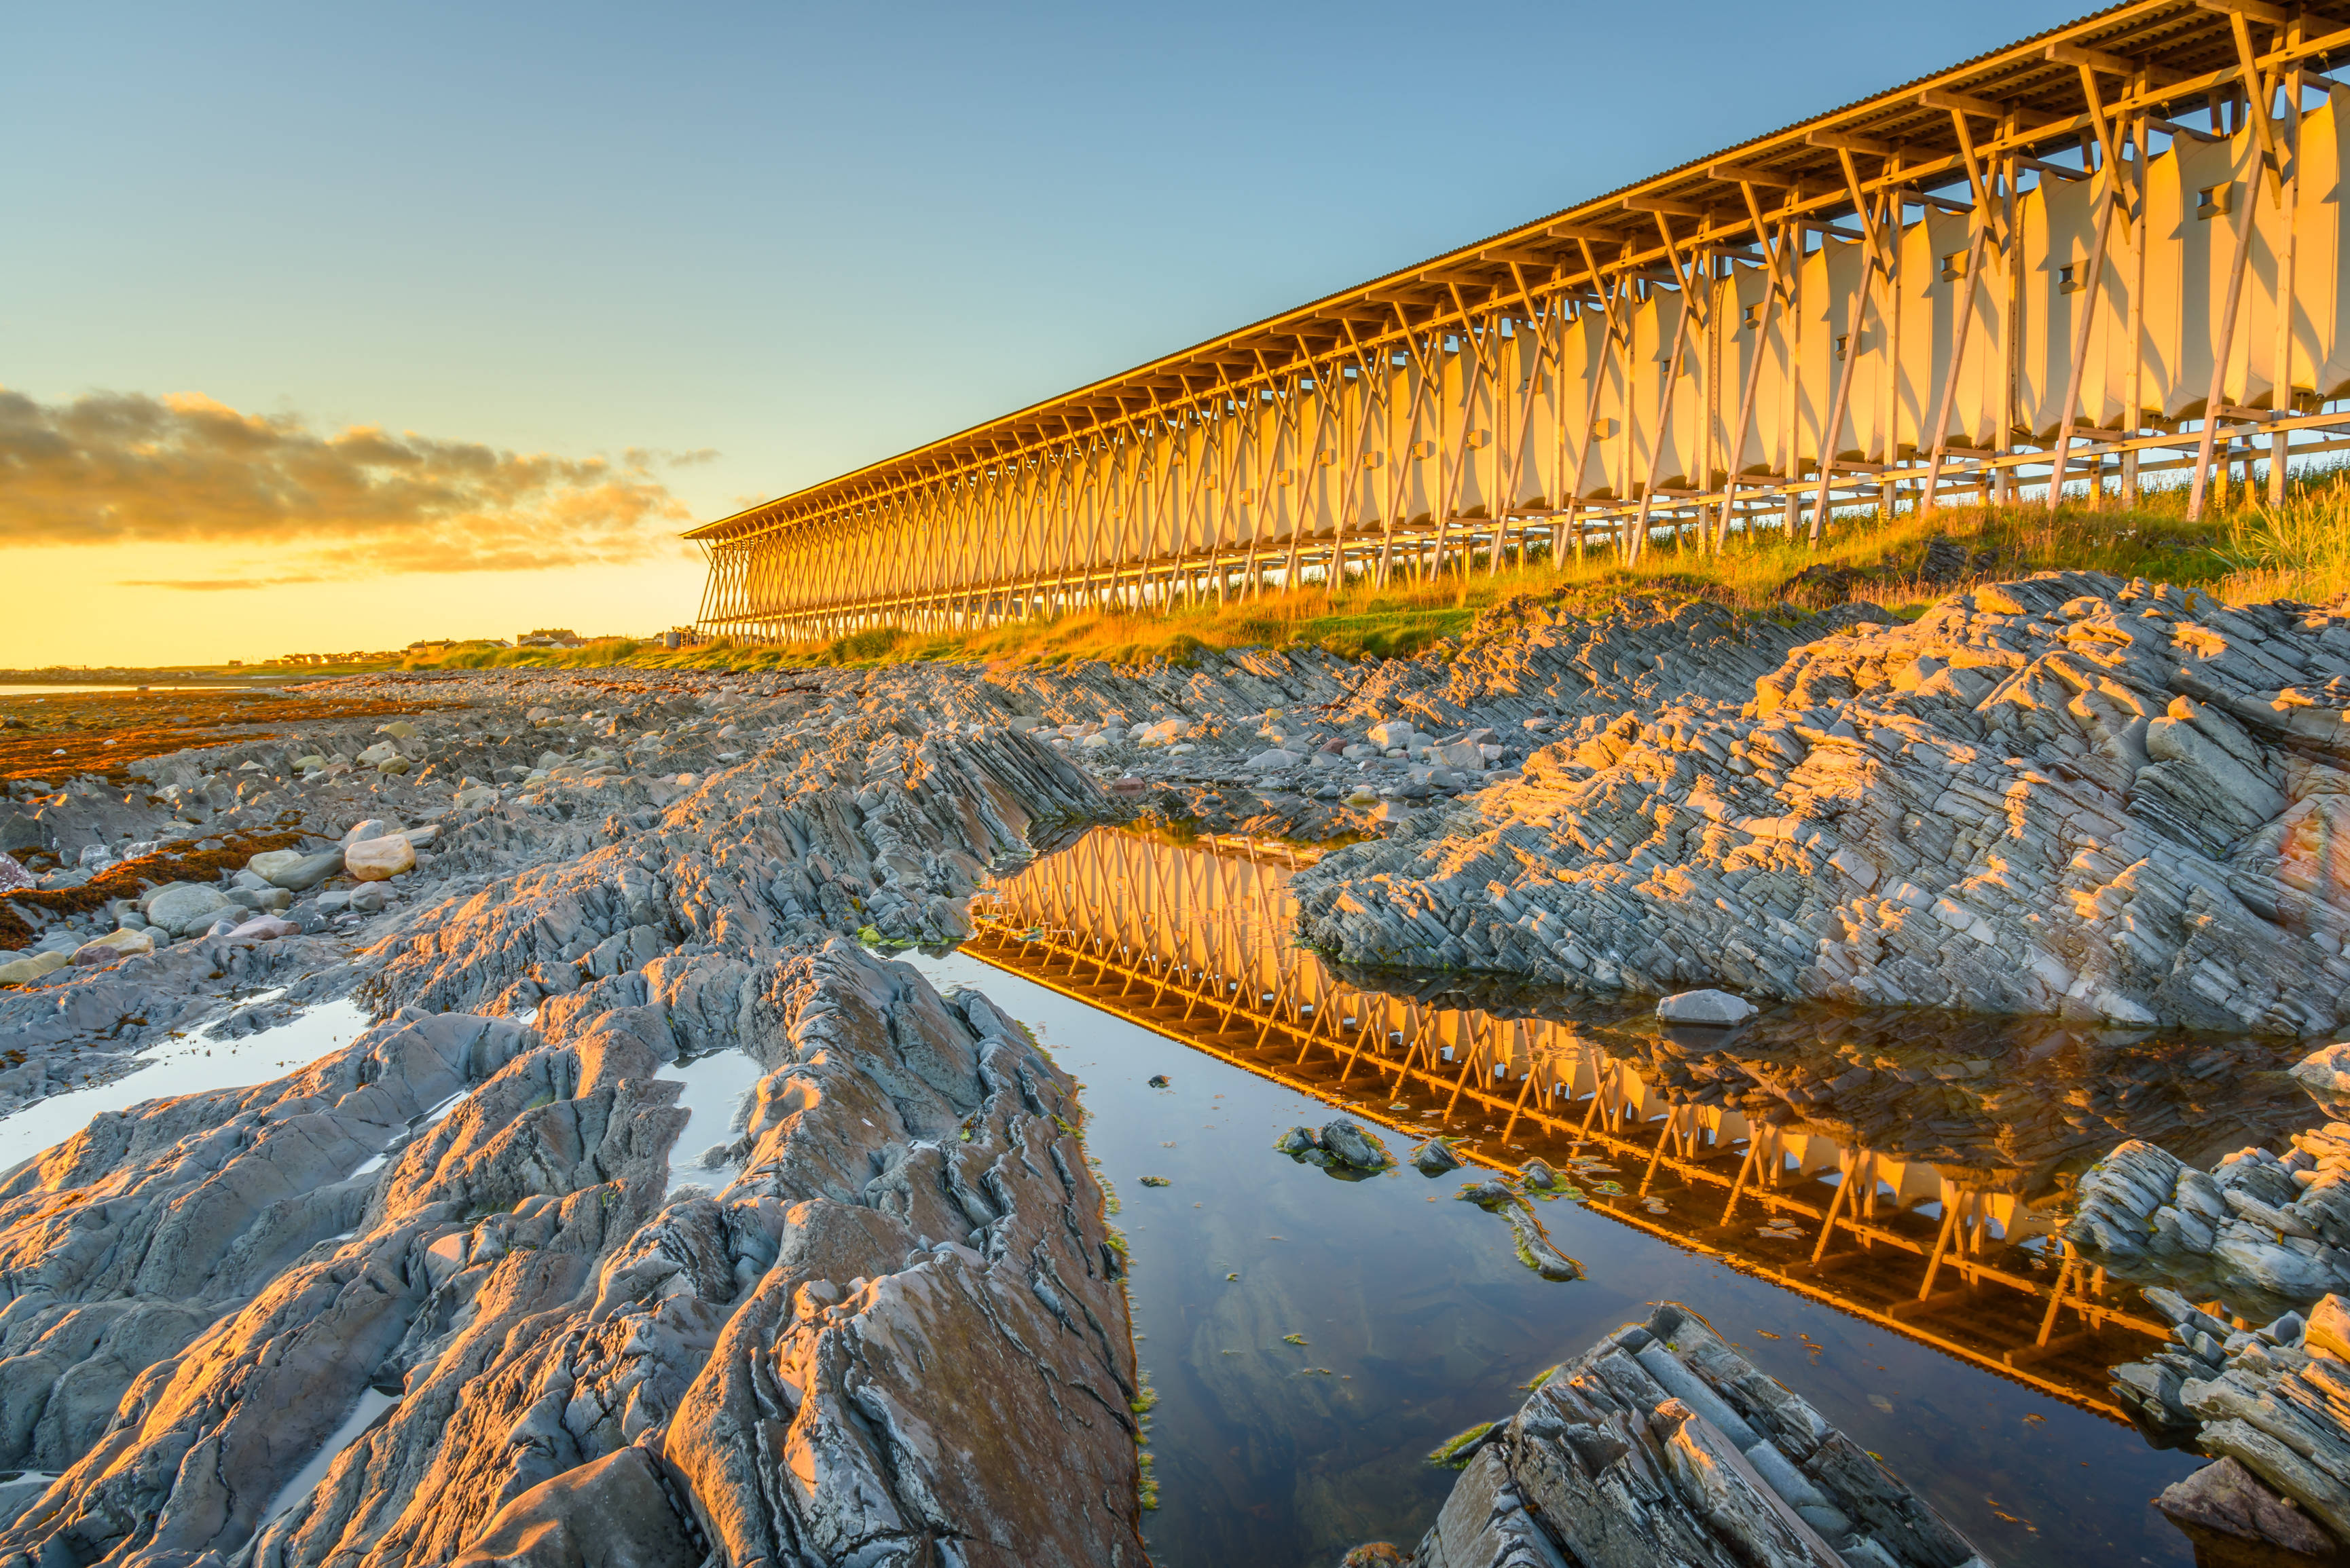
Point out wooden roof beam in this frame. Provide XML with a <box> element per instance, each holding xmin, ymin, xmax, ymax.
<box><xmin>1706</xmin><ymin>160</ymin><xmax>1807</xmax><ymax>187</ymax></box>
<box><xmin>1805</xmin><ymin>128</ymin><xmax>1896</xmax><ymax>156</ymax></box>
<box><xmin>1622</xmin><ymin>193</ymin><xmax>1714</xmax><ymax>218</ymax></box>
<box><xmin>1544</xmin><ymin>221</ymin><xmax>1626</xmax><ymax>244</ymax></box>
<box><xmin>2046</xmin><ymin>39</ymin><xmax>2184</xmax><ymax>86</ymax></box>
<box><xmin>2195</xmin><ymin>0</ymin><xmax>2290</xmax><ymax>28</ymax></box>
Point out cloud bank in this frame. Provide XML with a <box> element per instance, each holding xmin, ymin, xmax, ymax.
<box><xmin>0</xmin><ymin>387</ymin><xmax>706</xmax><ymax>584</ymax></box>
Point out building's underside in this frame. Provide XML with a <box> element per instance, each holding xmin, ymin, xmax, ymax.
<box><xmin>692</xmin><ymin>0</ymin><xmax>2350</xmax><ymax>643</ymax></box>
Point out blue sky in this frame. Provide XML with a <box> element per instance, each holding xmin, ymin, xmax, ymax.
<box><xmin>0</xmin><ymin>0</ymin><xmax>2061</xmax><ymax>660</ymax></box>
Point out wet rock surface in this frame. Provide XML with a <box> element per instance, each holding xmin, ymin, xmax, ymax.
<box><xmin>1401</xmin><ymin>1301</ymin><xmax>1984</xmax><ymax>1568</ymax></box>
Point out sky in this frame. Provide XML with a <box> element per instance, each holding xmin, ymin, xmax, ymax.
<box><xmin>0</xmin><ymin>0</ymin><xmax>2061</xmax><ymax>667</ymax></box>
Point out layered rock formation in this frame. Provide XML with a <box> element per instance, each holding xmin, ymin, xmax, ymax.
<box><xmin>1295</xmin><ymin>572</ymin><xmax>2350</xmax><ymax>1032</ymax></box>
<box><xmin>0</xmin><ymin>941</ymin><xmax>1139</xmax><ymax>1568</ymax></box>
<box><xmin>2108</xmin><ymin>1288</ymin><xmax>2350</xmax><ymax>1562</ymax></box>
<box><xmin>1401</xmin><ymin>1301</ymin><xmax>1984</xmax><ymax>1568</ymax></box>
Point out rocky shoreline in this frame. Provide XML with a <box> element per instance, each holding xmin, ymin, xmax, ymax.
<box><xmin>1</xmin><ymin>566</ymin><xmax>2347</xmax><ymax>1563</ymax></box>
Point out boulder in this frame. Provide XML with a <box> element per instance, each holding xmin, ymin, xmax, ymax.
<box><xmin>346</xmin><ymin>836</ymin><xmax>415</xmax><ymax>881</ymax></box>
<box><xmin>1247</xmin><ymin>749</ymin><xmax>1304</xmax><ymax>770</ymax></box>
<box><xmin>355</xmin><ymin>741</ymin><xmax>401</xmax><ymax>769</ymax></box>
<box><xmin>1367</xmin><ymin>720</ymin><xmax>1416</xmax><ymax>750</ymax></box>
<box><xmin>0</xmin><ymin>950</ymin><xmax>68</xmax><ymax>986</ymax></box>
<box><xmin>69</xmin><ymin>928</ymin><xmax>154</xmax><ymax>966</ymax></box>
<box><xmin>1411</xmin><ymin>1139</ymin><xmax>1462</xmax><ymax>1176</ymax></box>
<box><xmin>2156</xmin><ymin>1457</ymin><xmax>2340</xmax><ymax>1567</ymax></box>
<box><xmin>227</xmin><ymin>915</ymin><xmax>299</xmax><ymax>942</ymax></box>
<box><xmin>0</xmin><ymin>855</ymin><xmax>30</xmax><ymax>895</ymax></box>
<box><xmin>1274</xmin><ymin>1126</ymin><xmax>1320</xmax><ymax>1157</ymax></box>
<box><xmin>1656</xmin><ymin>988</ymin><xmax>1759</xmax><ymax>1026</ymax></box>
<box><xmin>262</xmin><ymin>850</ymin><xmax>344</xmax><ymax>891</ymax></box>
<box><xmin>0</xmin><ymin>815</ymin><xmax>51</xmax><ymax>854</ymax></box>
<box><xmin>342</xmin><ymin>819</ymin><xmax>397</xmax><ymax>846</ymax></box>
<box><xmin>246</xmin><ymin>848</ymin><xmax>306</xmax><ymax>880</ymax></box>
<box><xmin>1320</xmin><ymin>1119</ymin><xmax>1392</xmax><ymax>1171</ymax></box>
<box><xmin>1428</xmin><ymin>741</ymin><xmax>1482</xmax><ymax>770</ymax></box>
<box><xmin>147</xmin><ymin>883</ymin><xmax>231</xmax><ymax>937</ymax></box>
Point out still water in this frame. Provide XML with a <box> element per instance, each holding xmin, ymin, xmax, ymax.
<box><xmin>899</xmin><ymin>825</ymin><xmax>2322</xmax><ymax>1568</ymax></box>
<box><xmin>0</xmin><ymin>998</ymin><xmax>371</xmax><ymax>1174</ymax></box>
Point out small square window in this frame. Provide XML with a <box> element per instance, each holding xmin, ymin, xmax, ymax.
<box><xmin>1941</xmin><ymin>251</ymin><xmax>1968</xmax><ymax>282</ymax></box>
<box><xmin>2197</xmin><ymin>183</ymin><xmax>2233</xmax><ymax>219</ymax></box>
<box><xmin>2058</xmin><ymin>263</ymin><xmax>2083</xmax><ymax>293</ymax></box>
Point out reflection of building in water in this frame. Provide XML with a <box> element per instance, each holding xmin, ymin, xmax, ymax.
<box><xmin>967</xmin><ymin>828</ymin><xmax>2322</xmax><ymax>1420</ymax></box>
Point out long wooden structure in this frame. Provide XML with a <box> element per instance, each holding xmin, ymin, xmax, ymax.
<box><xmin>963</xmin><ymin>827</ymin><xmax>2192</xmax><ymax>1418</ymax></box>
<box><xmin>695</xmin><ymin>0</ymin><xmax>2350</xmax><ymax>641</ymax></box>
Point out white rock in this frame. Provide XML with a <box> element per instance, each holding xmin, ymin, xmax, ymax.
<box><xmin>1247</xmin><ymin>749</ymin><xmax>1304</xmax><ymax>770</ymax></box>
<box><xmin>1429</xmin><ymin>741</ymin><xmax>1482</xmax><ymax>769</ymax></box>
<box><xmin>346</xmin><ymin>836</ymin><xmax>416</xmax><ymax>881</ymax></box>
<box><xmin>1367</xmin><ymin>720</ymin><xmax>1416</xmax><ymax>749</ymax></box>
<box><xmin>1656</xmin><ymin>989</ymin><xmax>1759</xmax><ymax>1026</ymax></box>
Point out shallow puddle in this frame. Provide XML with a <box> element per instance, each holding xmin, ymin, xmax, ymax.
<box><xmin>657</xmin><ymin>1047</ymin><xmax>769</xmax><ymax>1193</ymax></box>
<box><xmin>0</xmin><ymin>997</ymin><xmax>371</xmax><ymax>1174</ymax></box>
<box><xmin>893</xmin><ymin>827</ymin><xmax>2312</xmax><ymax>1567</ymax></box>
<box><xmin>263</xmin><ymin>1387</ymin><xmax>399</xmax><ymax>1521</ymax></box>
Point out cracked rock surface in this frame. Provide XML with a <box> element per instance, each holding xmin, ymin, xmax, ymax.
<box><xmin>1294</xmin><ymin>572</ymin><xmax>2350</xmax><ymax>1032</ymax></box>
<box><xmin>1403</xmin><ymin>1301</ymin><xmax>1983</xmax><ymax>1568</ymax></box>
<box><xmin>0</xmin><ymin>941</ymin><xmax>1138</xmax><ymax>1568</ymax></box>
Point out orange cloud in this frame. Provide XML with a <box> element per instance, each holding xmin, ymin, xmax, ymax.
<box><xmin>0</xmin><ymin>386</ymin><xmax>701</xmax><ymax>580</ymax></box>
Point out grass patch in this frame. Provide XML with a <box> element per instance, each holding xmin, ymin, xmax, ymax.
<box><xmin>370</xmin><ymin>477</ymin><xmax>2336</xmax><ymax>678</ymax></box>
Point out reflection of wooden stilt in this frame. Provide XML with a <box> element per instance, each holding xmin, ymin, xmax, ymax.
<box><xmin>1917</xmin><ymin>1201</ymin><xmax>1962</xmax><ymax>1301</ymax></box>
<box><xmin>1500</xmin><ymin>1064</ymin><xmax>1540</xmax><ymax>1144</ymax></box>
<box><xmin>2039</xmin><ymin>1244</ymin><xmax>2080</xmax><ymax>1346</ymax></box>
<box><xmin>1442</xmin><ymin>1051</ymin><xmax>1477</xmax><ymax>1120</ymax></box>
<box><xmin>1639</xmin><ymin>1110</ymin><xmax>1677</xmax><ymax>1195</ymax></box>
<box><xmin>1811</xmin><ymin>1159</ymin><xmax>1855</xmax><ymax>1264</ymax></box>
<box><xmin>1719</xmin><ymin>1140</ymin><xmax>1759</xmax><ymax>1226</ymax></box>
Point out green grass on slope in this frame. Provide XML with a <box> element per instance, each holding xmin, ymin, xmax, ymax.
<box><xmin>384</xmin><ymin>478</ymin><xmax>2350</xmax><ymax>676</ymax></box>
